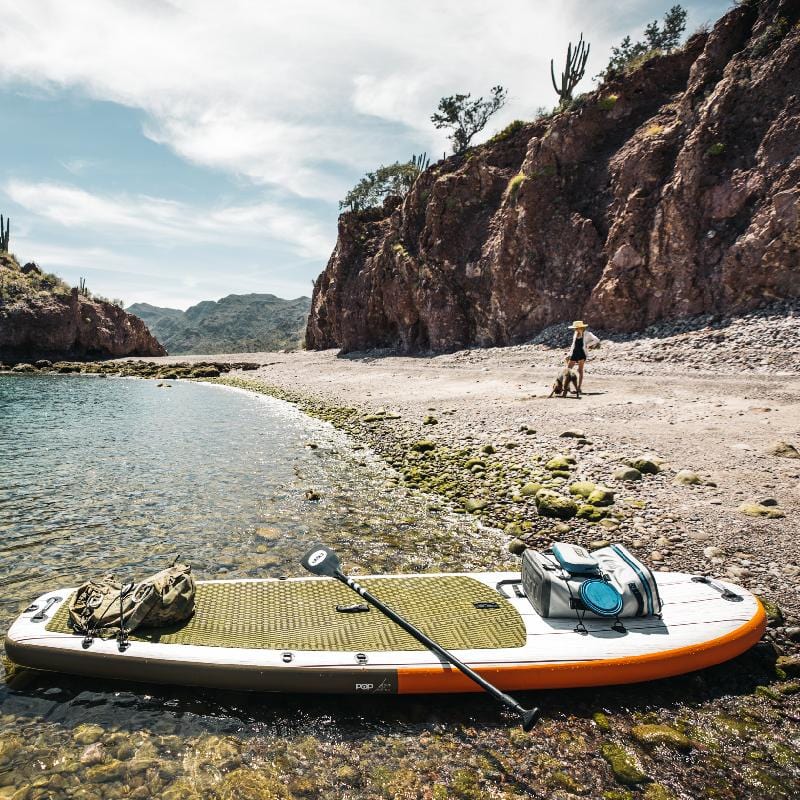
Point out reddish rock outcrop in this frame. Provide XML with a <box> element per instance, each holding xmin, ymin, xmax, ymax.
<box><xmin>307</xmin><ymin>0</ymin><xmax>800</xmax><ymax>352</ymax></box>
<box><xmin>0</xmin><ymin>255</ymin><xmax>166</xmax><ymax>361</ymax></box>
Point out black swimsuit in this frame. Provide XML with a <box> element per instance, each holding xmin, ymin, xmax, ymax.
<box><xmin>570</xmin><ymin>335</ymin><xmax>586</xmax><ymax>362</ymax></box>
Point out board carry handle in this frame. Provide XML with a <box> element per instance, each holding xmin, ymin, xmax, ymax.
<box><xmin>300</xmin><ymin>543</ymin><xmax>539</xmax><ymax>731</ymax></box>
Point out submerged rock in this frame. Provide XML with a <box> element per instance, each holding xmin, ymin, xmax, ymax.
<box><xmin>630</xmin><ymin>724</ymin><xmax>693</xmax><ymax>751</ymax></box>
<box><xmin>600</xmin><ymin>742</ymin><xmax>649</xmax><ymax>786</ymax></box>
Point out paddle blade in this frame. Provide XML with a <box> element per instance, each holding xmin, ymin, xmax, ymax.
<box><xmin>521</xmin><ymin>707</ymin><xmax>539</xmax><ymax>732</ymax></box>
<box><xmin>300</xmin><ymin>543</ymin><xmax>342</xmax><ymax>577</ymax></box>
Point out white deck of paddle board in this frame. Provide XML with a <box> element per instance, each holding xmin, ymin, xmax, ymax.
<box><xmin>6</xmin><ymin>571</ymin><xmax>761</xmax><ymax>672</ymax></box>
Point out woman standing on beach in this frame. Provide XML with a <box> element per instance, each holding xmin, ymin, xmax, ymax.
<box><xmin>566</xmin><ymin>320</ymin><xmax>598</xmax><ymax>392</ymax></box>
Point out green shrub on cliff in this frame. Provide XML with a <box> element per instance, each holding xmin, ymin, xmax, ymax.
<box><xmin>598</xmin><ymin>4</ymin><xmax>687</xmax><ymax>81</ymax></box>
<box><xmin>487</xmin><ymin>119</ymin><xmax>525</xmax><ymax>145</ymax></box>
<box><xmin>431</xmin><ymin>86</ymin><xmax>507</xmax><ymax>154</ymax></box>
<box><xmin>340</xmin><ymin>153</ymin><xmax>429</xmax><ymax>213</ymax></box>
<box><xmin>0</xmin><ymin>255</ymin><xmax>70</xmax><ymax>303</ymax></box>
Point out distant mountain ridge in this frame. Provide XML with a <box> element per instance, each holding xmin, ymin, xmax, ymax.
<box><xmin>127</xmin><ymin>293</ymin><xmax>310</xmax><ymax>354</ymax></box>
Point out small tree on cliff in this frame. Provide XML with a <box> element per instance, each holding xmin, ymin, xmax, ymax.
<box><xmin>340</xmin><ymin>153</ymin><xmax>430</xmax><ymax>213</ymax></box>
<box><xmin>431</xmin><ymin>86</ymin><xmax>507</xmax><ymax>154</ymax></box>
<box><xmin>599</xmin><ymin>4</ymin><xmax>687</xmax><ymax>80</ymax></box>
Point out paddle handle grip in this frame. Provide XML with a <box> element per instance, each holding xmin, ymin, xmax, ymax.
<box><xmin>337</xmin><ymin>572</ymin><xmax>537</xmax><ymax>726</ymax></box>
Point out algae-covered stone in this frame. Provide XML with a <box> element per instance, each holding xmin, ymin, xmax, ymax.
<box><xmin>631</xmin><ymin>724</ymin><xmax>693</xmax><ymax>751</ymax></box>
<box><xmin>643</xmin><ymin>784</ymin><xmax>677</xmax><ymax>800</ymax></box>
<box><xmin>520</xmin><ymin>482</ymin><xmax>543</xmax><ymax>497</ymax></box>
<box><xmin>508</xmin><ymin>538</ymin><xmax>527</xmax><ymax>555</ymax></box>
<box><xmin>600</xmin><ymin>743</ymin><xmax>648</xmax><ymax>785</ymax></box>
<box><xmin>625</xmin><ymin>458</ymin><xmax>660</xmax><ymax>475</ymax></box>
<box><xmin>569</xmin><ymin>481</ymin><xmax>596</xmax><ymax>498</ymax></box>
<box><xmin>588</xmin><ymin>488</ymin><xmax>615</xmax><ymax>506</ymax></box>
<box><xmin>72</xmin><ymin>724</ymin><xmax>105</xmax><ymax>746</ymax></box>
<box><xmin>577</xmin><ymin>504</ymin><xmax>608</xmax><ymax>522</ymax></box>
<box><xmin>0</xmin><ymin>733</ymin><xmax>23</xmax><ymax>767</ymax></box>
<box><xmin>776</xmin><ymin>655</ymin><xmax>800</xmax><ymax>677</ymax></box>
<box><xmin>738</xmin><ymin>502</ymin><xmax>785</xmax><ymax>519</ymax></box>
<box><xmin>560</xmin><ymin>429</ymin><xmax>585</xmax><ymax>439</ymax></box>
<box><xmin>481</xmin><ymin>444</ymin><xmax>496</xmax><ymax>454</ymax></box>
<box><xmin>411</xmin><ymin>440</ymin><xmax>436</xmax><ymax>452</ymax></box>
<box><xmin>86</xmin><ymin>760</ymin><xmax>127</xmax><ymax>783</ymax></box>
<box><xmin>163</xmin><ymin>780</ymin><xmax>204</xmax><ymax>800</ymax></box>
<box><xmin>546</xmin><ymin>455</ymin><xmax>574</xmax><ymax>471</ymax></box>
<box><xmin>219</xmin><ymin>767</ymin><xmax>289</xmax><ymax>800</ymax></box>
<box><xmin>423</xmin><ymin>415</ymin><xmax>438</xmax><ymax>425</ymax></box>
<box><xmin>613</xmin><ymin>466</ymin><xmax>642</xmax><ymax>482</ymax></box>
<box><xmin>463</xmin><ymin>498</ymin><xmax>489</xmax><ymax>513</ymax></box>
<box><xmin>756</xmin><ymin>596</ymin><xmax>784</xmax><ymax>627</ymax></box>
<box><xmin>593</xmin><ymin>712</ymin><xmax>611</xmax><ymax>732</ymax></box>
<box><xmin>190</xmin><ymin>366</ymin><xmax>220</xmax><ymax>378</ymax></box>
<box><xmin>535</xmin><ymin>489</ymin><xmax>578</xmax><ymax>520</ymax></box>
<box><xmin>674</xmin><ymin>470</ymin><xmax>702</xmax><ymax>485</ymax></box>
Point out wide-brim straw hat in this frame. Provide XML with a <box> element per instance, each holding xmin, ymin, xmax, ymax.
<box><xmin>569</xmin><ymin>320</ymin><xmax>589</xmax><ymax>330</ymax></box>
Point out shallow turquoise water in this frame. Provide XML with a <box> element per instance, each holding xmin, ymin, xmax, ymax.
<box><xmin>0</xmin><ymin>375</ymin><xmax>506</xmax><ymax>798</ymax></box>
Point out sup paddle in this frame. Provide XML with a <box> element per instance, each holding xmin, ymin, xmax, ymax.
<box><xmin>300</xmin><ymin>543</ymin><xmax>539</xmax><ymax>731</ymax></box>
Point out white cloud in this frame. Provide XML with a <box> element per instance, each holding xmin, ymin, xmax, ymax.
<box><xmin>0</xmin><ymin>0</ymin><xmax>725</xmax><ymax>202</ymax></box>
<box><xmin>5</xmin><ymin>179</ymin><xmax>333</xmax><ymax>260</ymax></box>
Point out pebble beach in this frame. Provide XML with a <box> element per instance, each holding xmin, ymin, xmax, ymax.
<box><xmin>2</xmin><ymin>301</ymin><xmax>799</xmax><ymax>799</ymax></box>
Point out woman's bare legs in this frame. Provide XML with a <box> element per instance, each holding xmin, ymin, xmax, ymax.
<box><xmin>568</xmin><ymin>359</ymin><xmax>586</xmax><ymax>391</ymax></box>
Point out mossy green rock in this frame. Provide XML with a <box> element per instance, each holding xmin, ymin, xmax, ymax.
<box><xmin>776</xmin><ymin>655</ymin><xmax>800</xmax><ymax>677</ymax></box>
<box><xmin>481</xmin><ymin>444</ymin><xmax>496</xmax><ymax>454</ymax></box>
<box><xmin>219</xmin><ymin>767</ymin><xmax>289</xmax><ymax>800</ymax></box>
<box><xmin>546</xmin><ymin>455</ymin><xmax>573</xmax><ymax>471</ymax></box>
<box><xmin>643</xmin><ymin>784</ymin><xmax>677</xmax><ymax>800</ymax></box>
<box><xmin>411</xmin><ymin>440</ymin><xmax>436</xmax><ymax>452</ymax></box>
<box><xmin>0</xmin><ymin>733</ymin><xmax>23</xmax><ymax>767</ymax></box>
<box><xmin>72</xmin><ymin>723</ymin><xmax>105</xmax><ymax>746</ymax></box>
<box><xmin>738</xmin><ymin>502</ymin><xmax>785</xmax><ymax>518</ymax></box>
<box><xmin>569</xmin><ymin>481</ymin><xmax>596</xmax><ymax>498</ymax></box>
<box><xmin>463</xmin><ymin>498</ymin><xmax>489</xmax><ymax>513</ymax></box>
<box><xmin>86</xmin><ymin>760</ymin><xmax>127</xmax><ymax>783</ymax></box>
<box><xmin>757</xmin><ymin>595</ymin><xmax>784</xmax><ymax>626</ymax></box>
<box><xmin>577</xmin><ymin>504</ymin><xmax>608</xmax><ymax>521</ymax></box>
<box><xmin>163</xmin><ymin>780</ymin><xmax>204</xmax><ymax>800</ymax></box>
<box><xmin>588</xmin><ymin>487</ymin><xmax>615</xmax><ymax>506</ymax></box>
<box><xmin>535</xmin><ymin>489</ymin><xmax>578</xmax><ymax>520</ymax></box>
<box><xmin>422</xmin><ymin>415</ymin><xmax>438</xmax><ymax>425</ymax></box>
<box><xmin>631</xmin><ymin>724</ymin><xmax>693</xmax><ymax>751</ymax></box>
<box><xmin>593</xmin><ymin>712</ymin><xmax>612</xmax><ymax>731</ymax></box>
<box><xmin>600</xmin><ymin>743</ymin><xmax>648</xmax><ymax>785</ymax></box>
<box><xmin>520</xmin><ymin>482</ymin><xmax>543</xmax><ymax>497</ymax></box>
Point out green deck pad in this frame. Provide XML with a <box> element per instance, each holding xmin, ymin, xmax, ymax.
<box><xmin>47</xmin><ymin>576</ymin><xmax>526</xmax><ymax>652</ymax></box>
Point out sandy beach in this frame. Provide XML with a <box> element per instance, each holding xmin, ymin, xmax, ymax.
<box><xmin>142</xmin><ymin>308</ymin><xmax>800</xmax><ymax>630</ymax></box>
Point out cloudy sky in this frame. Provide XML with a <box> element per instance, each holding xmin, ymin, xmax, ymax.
<box><xmin>0</xmin><ymin>0</ymin><xmax>729</xmax><ymax>309</ymax></box>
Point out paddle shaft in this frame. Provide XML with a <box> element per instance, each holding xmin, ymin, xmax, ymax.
<box><xmin>334</xmin><ymin>570</ymin><xmax>536</xmax><ymax>725</ymax></box>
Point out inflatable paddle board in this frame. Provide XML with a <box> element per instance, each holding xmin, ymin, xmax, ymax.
<box><xmin>5</xmin><ymin>570</ymin><xmax>765</xmax><ymax>694</ymax></box>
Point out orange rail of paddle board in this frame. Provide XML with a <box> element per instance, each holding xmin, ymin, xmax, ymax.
<box><xmin>397</xmin><ymin>603</ymin><xmax>766</xmax><ymax>694</ymax></box>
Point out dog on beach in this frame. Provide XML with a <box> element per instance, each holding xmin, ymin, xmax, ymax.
<box><xmin>548</xmin><ymin>367</ymin><xmax>581</xmax><ymax>399</ymax></box>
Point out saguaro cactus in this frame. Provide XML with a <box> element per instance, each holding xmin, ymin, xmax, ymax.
<box><xmin>551</xmin><ymin>34</ymin><xmax>590</xmax><ymax>105</ymax></box>
<box><xmin>0</xmin><ymin>215</ymin><xmax>9</xmax><ymax>252</ymax></box>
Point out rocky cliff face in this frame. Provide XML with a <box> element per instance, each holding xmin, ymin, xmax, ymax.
<box><xmin>0</xmin><ymin>254</ymin><xmax>166</xmax><ymax>361</ymax></box>
<box><xmin>307</xmin><ymin>0</ymin><xmax>800</xmax><ymax>352</ymax></box>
